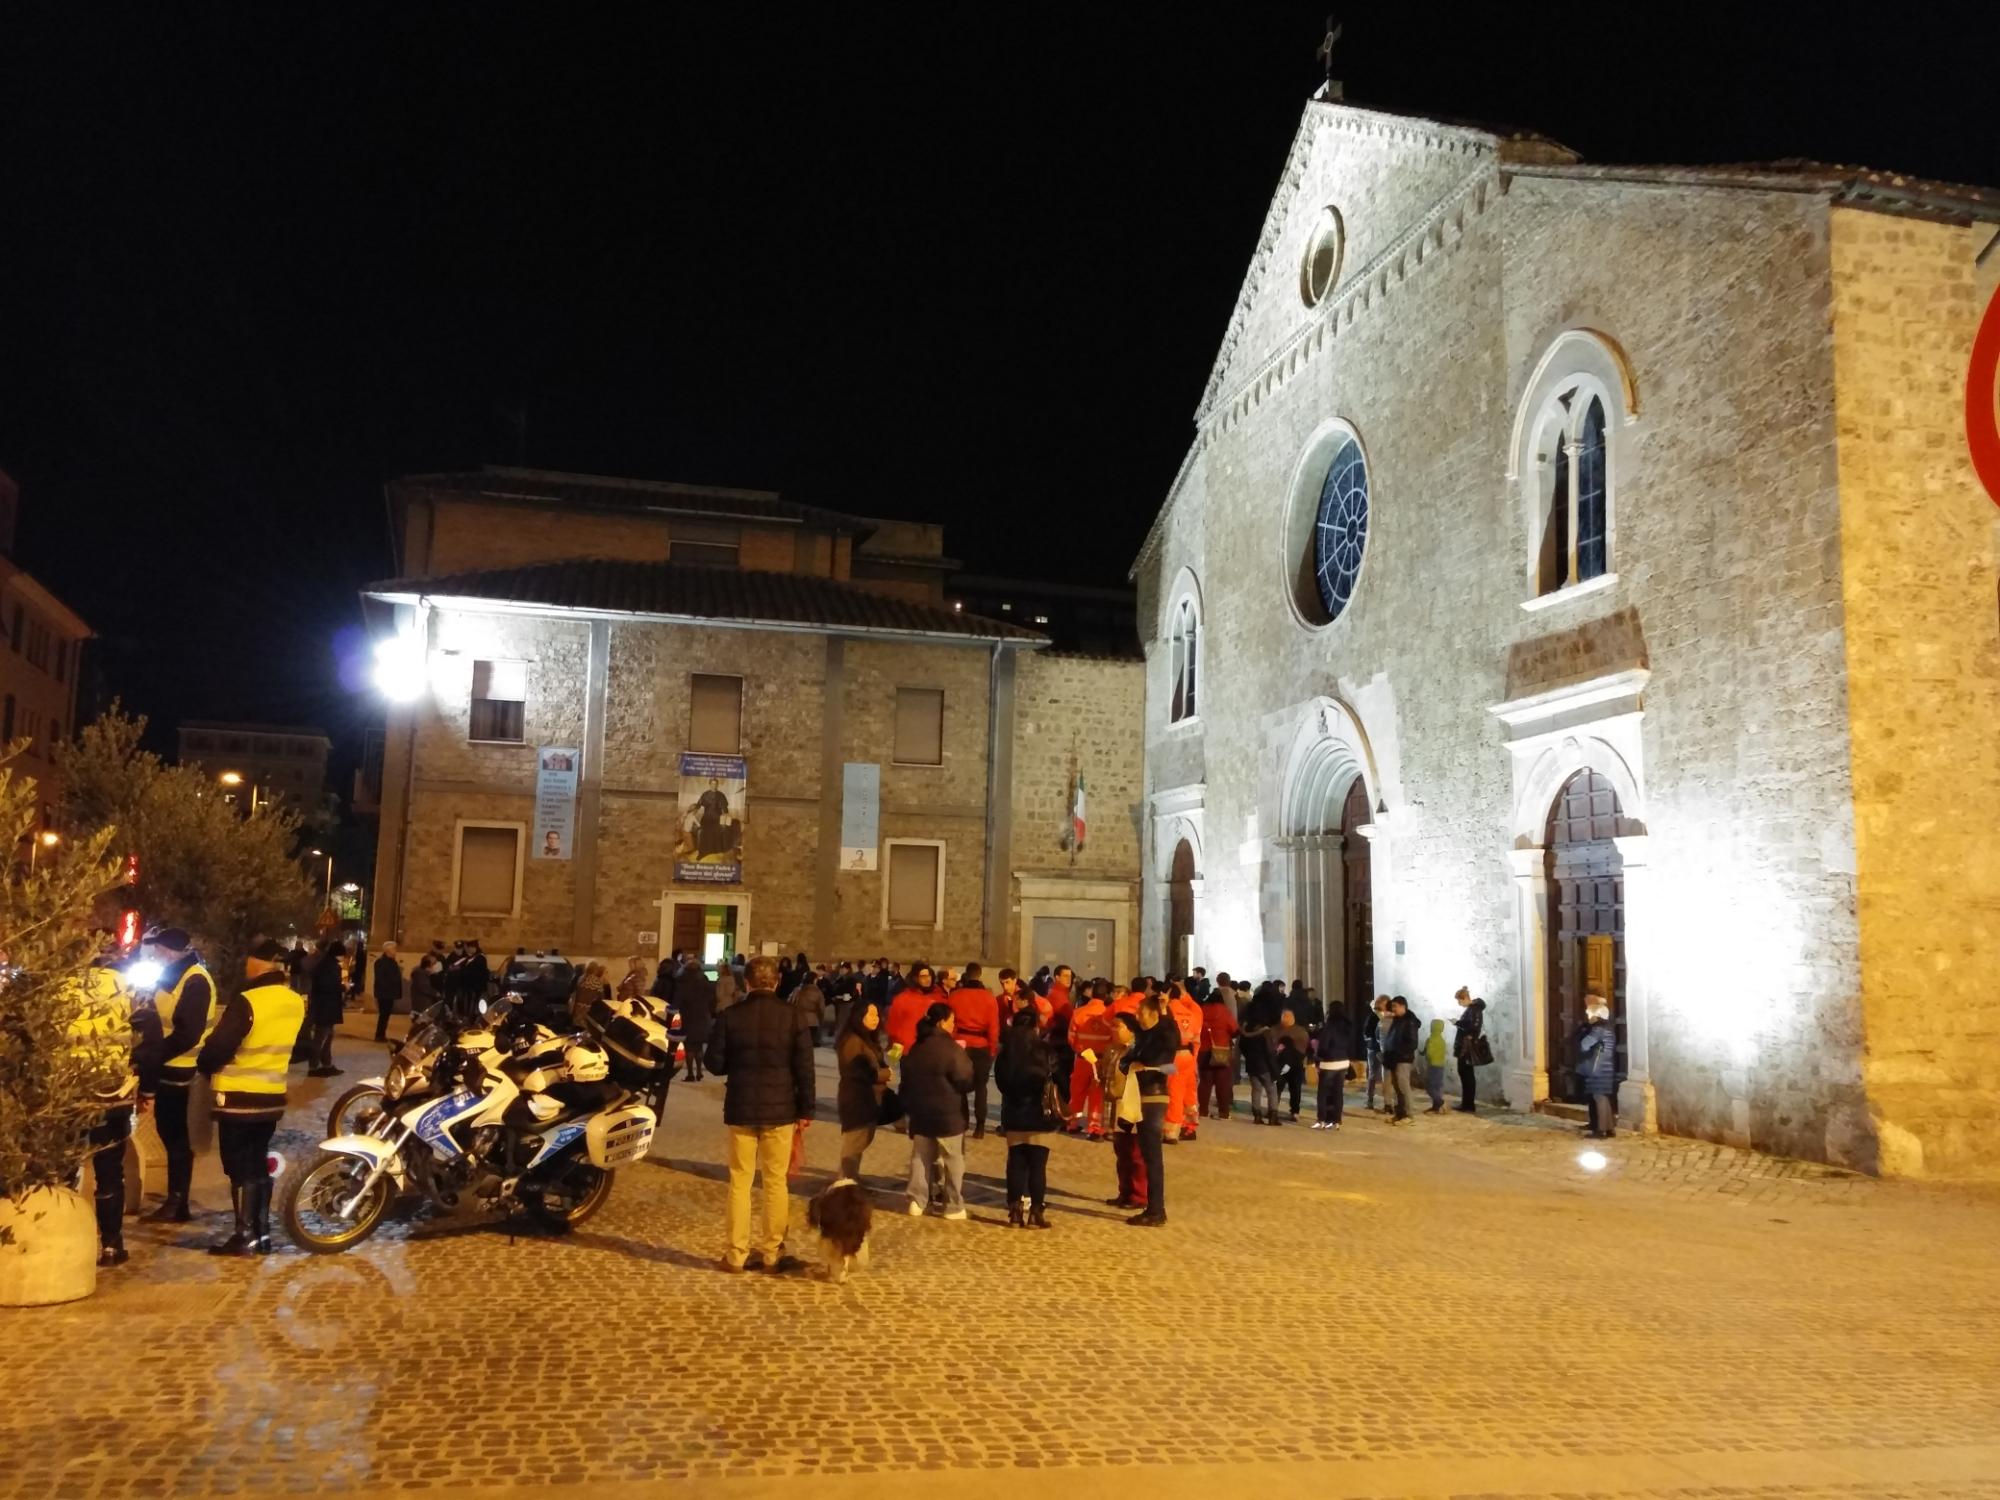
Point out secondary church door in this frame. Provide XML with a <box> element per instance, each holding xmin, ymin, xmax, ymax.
<box><xmin>1338</xmin><ymin>779</ymin><xmax>1372</xmax><ymax>1038</ymax></box>
<box><xmin>1544</xmin><ymin>770</ymin><xmax>1626</xmax><ymax>1101</ymax></box>
<box><xmin>1168</xmin><ymin>839</ymin><xmax>1196</xmax><ymax>975</ymax></box>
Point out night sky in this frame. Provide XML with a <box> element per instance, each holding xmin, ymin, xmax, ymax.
<box><xmin>4</xmin><ymin>7</ymin><xmax>1994</xmax><ymax>771</ymax></box>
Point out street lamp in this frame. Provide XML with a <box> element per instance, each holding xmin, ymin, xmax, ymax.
<box><xmin>218</xmin><ymin>770</ymin><xmax>244</xmax><ymax>786</ymax></box>
<box><xmin>308</xmin><ymin>847</ymin><xmax>333</xmax><ymax>907</ymax></box>
<box><xmin>29</xmin><ymin>829</ymin><xmax>58</xmax><ymax>873</ymax></box>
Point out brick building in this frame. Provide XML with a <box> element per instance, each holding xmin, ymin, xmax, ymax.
<box><xmin>0</xmin><ymin>469</ymin><xmax>91</xmax><ymax>820</ymax></box>
<box><xmin>1133</xmin><ymin>96</ymin><xmax>2000</xmax><ymax>1175</ymax></box>
<box><xmin>366</xmin><ymin>469</ymin><xmax>1143</xmax><ymax>981</ymax></box>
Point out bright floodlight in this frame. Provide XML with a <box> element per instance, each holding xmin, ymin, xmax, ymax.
<box><xmin>125</xmin><ymin>959</ymin><xmax>164</xmax><ymax>990</ymax></box>
<box><xmin>37</xmin><ymin>830</ymin><xmax>59</xmax><ymax>846</ymax></box>
<box><xmin>373</xmin><ymin>633</ymin><xmax>425</xmax><ymax>702</ymax></box>
<box><xmin>218</xmin><ymin>770</ymin><xmax>244</xmax><ymax>786</ymax></box>
<box><xmin>1578</xmin><ymin>1150</ymin><xmax>1608</xmax><ymax>1172</ymax></box>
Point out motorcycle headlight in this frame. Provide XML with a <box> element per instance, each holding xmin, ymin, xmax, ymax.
<box><xmin>383</xmin><ymin>1059</ymin><xmax>408</xmax><ymax>1099</ymax></box>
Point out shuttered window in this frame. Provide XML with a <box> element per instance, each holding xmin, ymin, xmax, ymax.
<box><xmin>886</xmin><ymin>842</ymin><xmax>941</xmax><ymax>927</ymax></box>
<box><xmin>892</xmin><ymin>688</ymin><xmax>944</xmax><ymax>766</ymax></box>
<box><xmin>456</xmin><ymin>825</ymin><xmax>521</xmax><ymax>915</ymax></box>
<box><xmin>689</xmin><ymin>674</ymin><xmax>743</xmax><ymax>753</ymax></box>
<box><xmin>469</xmin><ymin>659</ymin><xmax>527</xmax><ymax>743</ymax></box>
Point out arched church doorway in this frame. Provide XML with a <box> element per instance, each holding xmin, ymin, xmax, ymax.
<box><xmin>1337</xmin><ymin>778</ymin><xmax>1373</xmax><ymax>1038</ymax></box>
<box><xmin>1545</xmin><ymin>769</ymin><xmax>1626</xmax><ymax>1101</ymax></box>
<box><xmin>1285</xmin><ymin>765</ymin><xmax>1372</xmax><ymax>1032</ymax></box>
<box><xmin>1168</xmin><ymin>839</ymin><xmax>1196</xmax><ymax>975</ymax></box>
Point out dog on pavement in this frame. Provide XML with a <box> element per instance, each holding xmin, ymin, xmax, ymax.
<box><xmin>806</xmin><ymin>1177</ymin><xmax>873</xmax><ymax>1284</ymax></box>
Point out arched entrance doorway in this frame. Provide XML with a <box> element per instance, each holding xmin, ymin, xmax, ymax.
<box><xmin>1167</xmin><ymin>839</ymin><xmax>1196</xmax><ymax>975</ymax></box>
<box><xmin>1285</xmin><ymin>768</ymin><xmax>1372</xmax><ymax>1028</ymax></box>
<box><xmin>1337</xmin><ymin>779</ymin><xmax>1373</xmax><ymax>1037</ymax></box>
<box><xmin>1544</xmin><ymin>769</ymin><xmax>1625</xmax><ymax>1101</ymax></box>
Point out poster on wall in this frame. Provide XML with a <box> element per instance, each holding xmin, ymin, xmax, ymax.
<box><xmin>533</xmin><ymin>746</ymin><xmax>580</xmax><ymax>860</ymax></box>
<box><xmin>839</xmin><ymin>761</ymin><xmax>880</xmax><ymax>871</ymax></box>
<box><xmin>675</xmin><ymin>751</ymin><xmax>746</xmax><ymax>883</ymax></box>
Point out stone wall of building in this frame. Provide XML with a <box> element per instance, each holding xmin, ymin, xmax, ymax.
<box><xmin>1011</xmin><ymin>652</ymin><xmax>1145</xmax><ymax>882</ymax></box>
<box><xmin>1139</xmin><ymin>107</ymin><xmax>1890</xmax><ymax>1168</ymax></box>
<box><xmin>1830</xmin><ymin>209</ymin><xmax>2000</xmax><ymax>1176</ymax></box>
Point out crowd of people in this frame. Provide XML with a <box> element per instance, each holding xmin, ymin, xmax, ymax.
<box><xmin>88</xmin><ymin>928</ymin><xmax>1622</xmax><ymax>1277</ymax></box>
<box><xmin>657</xmin><ymin>953</ymin><xmax>1531</xmax><ymax>1272</ymax></box>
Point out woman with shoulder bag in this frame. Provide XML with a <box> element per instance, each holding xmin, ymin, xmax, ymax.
<box><xmin>994</xmin><ymin>1008</ymin><xmax>1063</xmax><ymax>1229</ymax></box>
<box><xmin>836</xmin><ymin>998</ymin><xmax>893</xmax><ymax>1181</ymax></box>
<box><xmin>1120</xmin><ymin>994</ymin><xmax>1179</xmax><ymax>1227</ymax></box>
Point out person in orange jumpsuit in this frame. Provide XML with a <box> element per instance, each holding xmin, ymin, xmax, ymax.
<box><xmin>1165</xmin><ymin>980</ymin><xmax>1204</xmax><ymax>1141</ymax></box>
<box><xmin>1066</xmin><ymin>980</ymin><xmax>1113</xmax><ymax>1137</ymax></box>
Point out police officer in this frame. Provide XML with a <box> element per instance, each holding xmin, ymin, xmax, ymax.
<box><xmin>142</xmin><ymin>927</ymin><xmax>219</xmax><ymax>1223</ymax></box>
<box><xmin>194</xmin><ymin>939</ymin><xmax>305</xmax><ymax>1256</ymax></box>
<box><xmin>74</xmin><ymin>949</ymin><xmax>164</xmax><ymax>1266</ymax></box>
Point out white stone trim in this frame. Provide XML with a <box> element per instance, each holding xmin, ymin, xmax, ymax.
<box><xmin>1519</xmin><ymin>571</ymin><xmax>1619</xmax><ymax>613</ymax></box>
<box><xmin>881</xmin><ymin>837</ymin><xmax>947</xmax><ymax>932</ymax></box>
<box><xmin>1015</xmin><ymin>873</ymin><xmax>1139</xmax><ymax>984</ymax></box>
<box><xmin>653</xmin><ymin>890</ymin><xmax>755</xmax><ymax>965</ymax></box>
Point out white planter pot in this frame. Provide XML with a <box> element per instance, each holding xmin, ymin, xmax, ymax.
<box><xmin>0</xmin><ymin>1185</ymin><xmax>99</xmax><ymax>1307</ymax></box>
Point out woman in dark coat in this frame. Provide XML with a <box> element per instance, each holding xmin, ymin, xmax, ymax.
<box><xmin>673</xmin><ymin>958</ymin><xmax>717</xmax><ymax>1083</ymax></box>
<box><xmin>1119</xmin><ymin>995</ymin><xmax>1179</xmax><ymax>1227</ymax></box>
<box><xmin>306</xmin><ymin>939</ymin><xmax>346</xmax><ymax>1078</ymax></box>
<box><xmin>1451</xmin><ymin>987</ymin><xmax>1488</xmax><ymax>1114</ymax></box>
<box><xmin>993</xmin><ymin>1009</ymin><xmax>1062</xmax><ymax>1229</ymax></box>
<box><xmin>836</xmin><ymin>999</ymin><xmax>891</xmax><ymax>1180</ymax></box>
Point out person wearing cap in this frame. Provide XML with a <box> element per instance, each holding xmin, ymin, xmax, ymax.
<box><xmin>194</xmin><ymin>939</ymin><xmax>306</xmax><ymax>1255</ymax></box>
<box><xmin>141</xmin><ymin>927</ymin><xmax>219</xmax><ymax>1223</ymax></box>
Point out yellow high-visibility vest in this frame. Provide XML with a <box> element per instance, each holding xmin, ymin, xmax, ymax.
<box><xmin>68</xmin><ymin>966</ymin><xmax>136</xmax><ymax>1105</ymax></box>
<box><xmin>212</xmin><ymin>977</ymin><xmax>305</xmax><ymax>1098</ymax></box>
<box><xmin>160</xmin><ymin>960</ymin><xmax>220</xmax><ymax>1071</ymax></box>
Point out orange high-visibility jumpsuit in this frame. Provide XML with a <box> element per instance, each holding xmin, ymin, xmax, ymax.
<box><xmin>1067</xmin><ymin>999</ymin><xmax>1112</xmax><ymax>1134</ymax></box>
<box><xmin>1166</xmin><ymin>992</ymin><xmax>1204</xmax><ymax>1139</ymax></box>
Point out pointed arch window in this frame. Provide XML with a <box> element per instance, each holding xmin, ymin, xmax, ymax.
<box><xmin>1534</xmin><ymin>386</ymin><xmax>1613</xmax><ymax>596</ymax></box>
<box><xmin>1168</xmin><ymin>592</ymin><xmax>1200</xmax><ymax>723</ymax></box>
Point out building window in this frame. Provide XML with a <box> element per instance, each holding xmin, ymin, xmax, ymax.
<box><xmin>1284</xmin><ymin>424</ymin><xmax>1370</xmax><ymax>629</ymax></box>
<box><xmin>1533</xmin><ymin>387</ymin><xmax>1613</xmax><ymax>595</ymax></box>
<box><xmin>892</xmin><ymin>688</ymin><xmax>944</xmax><ymax>766</ymax></box>
<box><xmin>1168</xmin><ymin>590</ymin><xmax>1200</xmax><ymax>723</ymax></box>
<box><xmin>884</xmin><ymin>840</ymin><xmax>944</xmax><ymax>928</ymax></box>
<box><xmin>1299</xmin><ymin>204</ymin><xmax>1345</xmax><ymax>308</ymax></box>
<box><xmin>688</xmin><ymin>673</ymin><xmax>744</xmax><ymax>754</ymax></box>
<box><xmin>454</xmin><ymin>822</ymin><xmax>524</xmax><ymax>916</ymax></box>
<box><xmin>469</xmin><ymin>659</ymin><xmax>528</xmax><ymax>743</ymax></box>
<box><xmin>669</xmin><ymin>525</ymin><xmax>741</xmax><ymax>568</ymax></box>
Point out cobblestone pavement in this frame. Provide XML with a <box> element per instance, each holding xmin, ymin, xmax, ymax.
<box><xmin>7</xmin><ymin>1026</ymin><xmax>2000</xmax><ymax>1500</ymax></box>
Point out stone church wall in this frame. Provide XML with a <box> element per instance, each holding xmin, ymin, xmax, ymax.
<box><xmin>1830</xmin><ymin>208</ymin><xmax>2000</xmax><ymax>1176</ymax></box>
<box><xmin>1140</xmin><ymin>127</ymin><xmax>1908</xmax><ymax>1168</ymax></box>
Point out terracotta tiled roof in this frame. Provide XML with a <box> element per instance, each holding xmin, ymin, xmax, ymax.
<box><xmin>364</xmin><ymin>558</ymin><xmax>1049</xmax><ymax>645</ymax></box>
<box><xmin>389</xmin><ymin>466</ymin><xmax>876</xmax><ymax>537</ymax></box>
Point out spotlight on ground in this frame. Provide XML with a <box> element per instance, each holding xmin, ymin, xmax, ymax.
<box><xmin>1578</xmin><ymin>1150</ymin><xmax>1608</xmax><ymax>1172</ymax></box>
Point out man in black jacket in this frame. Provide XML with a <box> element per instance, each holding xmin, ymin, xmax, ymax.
<box><xmin>703</xmin><ymin>955</ymin><xmax>815</xmax><ymax>1273</ymax></box>
<box><xmin>372</xmin><ymin>943</ymin><xmax>404</xmax><ymax>1042</ymax></box>
<box><xmin>1380</xmin><ymin>994</ymin><xmax>1421</xmax><ymax>1124</ymax></box>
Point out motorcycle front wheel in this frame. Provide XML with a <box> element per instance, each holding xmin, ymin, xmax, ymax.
<box><xmin>282</xmin><ymin>1151</ymin><xmax>393</xmax><ymax>1254</ymax></box>
<box><xmin>525</xmin><ymin>1156</ymin><xmax>614</xmax><ymax>1232</ymax></box>
<box><xmin>325</xmin><ymin>1083</ymin><xmax>386</xmax><ymax>1139</ymax></box>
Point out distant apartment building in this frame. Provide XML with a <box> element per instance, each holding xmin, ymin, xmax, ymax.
<box><xmin>0</xmin><ymin>470</ymin><xmax>92</xmax><ymax>819</ymax></box>
<box><xmin>177</xmin><ymin>721</ymin><xmax>332</xmax><ymax>814</ymax></box>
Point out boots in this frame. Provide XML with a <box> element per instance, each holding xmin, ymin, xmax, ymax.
<box><xmin>1027</xmin><ymin>1204</ymin><xmax>1051</xmax><ymax>1230</ymax></box>
<box><xmin>207</xmin><ymin>1184</ymin><xmax>250</xmax><ymax>1255</ymax></box>
<box><xmin>1008</xmin><ymin>1202</ymin><xmax>1026</xmax><ymax>1229</ymax></box>
<box><xmin>143</xmin><ymin>1193</ymin><xmax>191</xmax><ymax>1224</ymax></box>
<box><xmin>247</xmin><ymin>1180</ymin><xmax>274</xmax><ymax>1254</ymax></box>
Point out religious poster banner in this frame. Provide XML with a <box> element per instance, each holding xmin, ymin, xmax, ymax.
<box><xmin>1970</xmin><ymin>281</ymin><xmax>2000</xmax><ymax>508</ymax></box>
<box><xmin>533</xmin><ymin>746</ymin><xmax>580</xmax><ymax>860</ymax></box>
<box><xmin>675</xmin><ymin>751</ymin><xmax>746</xmax><ymax>883</ymax></box>
<box><xmin>839</xmin><ymin>761</ymin><xmax>880</xmax><ymax>871</ymax></box>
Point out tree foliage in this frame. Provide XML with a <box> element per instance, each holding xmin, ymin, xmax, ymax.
<box><xmin>0</xmin><ymin>748</ymin><xmax>126</xmax><ymax>1200</ymax></box>
<box><xmin>57</xmin><ymin>707</ymin><xmax>315</xmax><ymax>983</ymax></box>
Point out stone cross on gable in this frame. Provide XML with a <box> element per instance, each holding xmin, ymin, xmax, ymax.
<box><xmin>1316</xmin><ymin>17</ymin><xmax>1344</xmax><ymax>101</ymax></box>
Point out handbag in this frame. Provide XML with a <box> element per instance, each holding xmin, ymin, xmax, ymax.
<box><xmin>1304</xmin><ymin>1063</ymin><xmax>1320</xmax><ymax>1087</ymax></box>
<box><xmin>876</xmin><ymin>1085</ymin><xmax>905</xmax><ymax>1128</ymax></box>
<box><xmin>1470</xmin><ymin>1035</ymin><xmax>1495</xmax><ymax>1067</ymax></box>
<box><xmin>1040</xmin><ymin>1075</ymin><xmax>1066</xmax><ymax>1129</ymax></box>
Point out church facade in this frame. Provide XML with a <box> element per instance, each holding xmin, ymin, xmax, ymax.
<box><xmin>1134</xmin><ymin>98</ymin><xmax>2000</xmax><ymax>1175</ymax></box>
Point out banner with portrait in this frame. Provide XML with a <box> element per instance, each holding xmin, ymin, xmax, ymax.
<box><xmin>839</xmin><ymin>761</ymin><xmax>880</xmax><ymax>871</ymax></box>
<box><xmin>533</xmin><ymin>746</ymin><xmax>580</xmax><ymax>860</ymax></box>
<box><xmin>674</xmin><ymin>751</ymin><xmax>746</xmax><ymax>883</ymax></box>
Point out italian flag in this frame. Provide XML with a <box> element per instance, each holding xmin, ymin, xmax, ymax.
<box><xmin>1070</xmin><ymin>771</ymin><xmax>1087</xmax><ymax>850</ymax></box>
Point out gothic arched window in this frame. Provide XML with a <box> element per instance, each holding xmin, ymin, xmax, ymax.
<box><xmin>1168</xmin><ymin>591</ymin><xmax>1200</xmax><ymax>723</ymax></box>
<box><xmin>1533</xmin><ymin>384</ymin><xmax>1614</xmax><ymax>596</ymax></box>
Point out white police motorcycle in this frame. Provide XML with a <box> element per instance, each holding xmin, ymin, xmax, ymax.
<box><xmin>281</xmin><ymin>998</ymin><xmax>656</xmax><ymax>1253</ymax></box>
